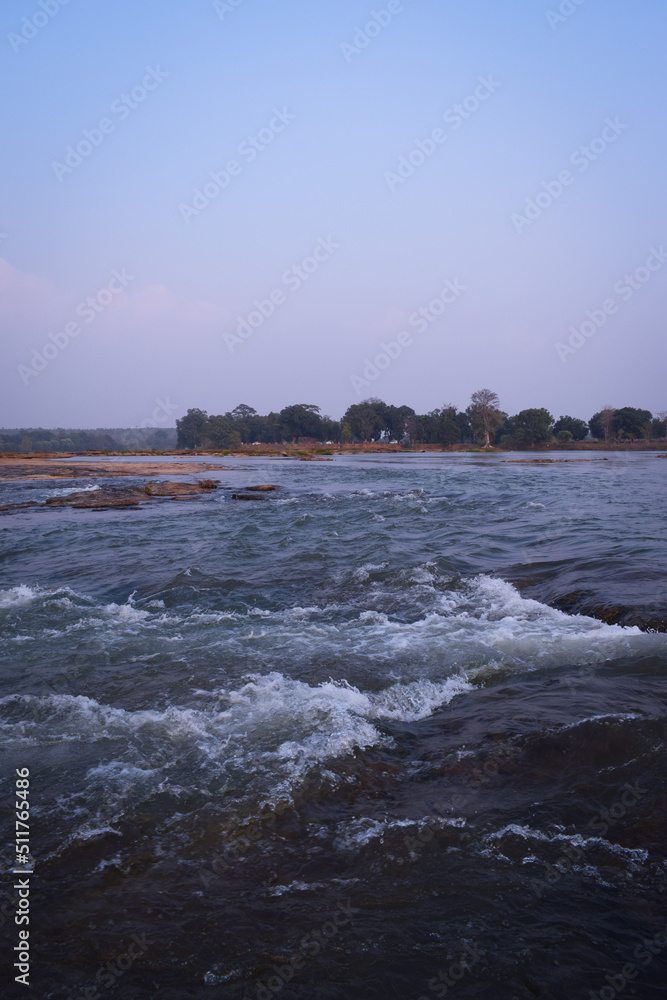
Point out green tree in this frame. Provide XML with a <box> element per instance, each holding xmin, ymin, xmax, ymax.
<box><xmin>507</xmin><ymin>408</ymin><xmax>554</xmax><ymax>446</ymax></box>
<box><xmin>176</xmin><ymin>408</ymin><xmax>208</xmax><ymax>449</ymax></box>
<box><xmin>553</xmin><ymin>415</ymin><xmax>588</xmax><ymax>441</ymax></box>
<box><xmin>320</xmin><ymin>415</ymin><xmax>342</xmax><ymax>443</ymax></box>
<box><xmin>612</xmin><ymin>407</ymin><xmax>653</xmax><ymax>440</ymax></box>
<box><xmin>415</xmin><ymin>405</ymin><xmax>462</xmax><ymax>446</ymax></box>
<box><xmin>466</xmin><ymin>389</ymin><xmax>504</xmax><ymax>449</ymax></box>
<box><xmin>231</xmin><ymin>404</ymin><xmax>257</xmax><ymax>422</ymax></box>
<box><xmin>651</xmin><ymin>416</ymin><xmax>666</xmax><ymax>439</ymax></box>
<box><xmin>384</xmin><ymin>405</ymin><xmax>416</xmax><ymax>442</ymax></box>
<box><xmin>203</xmin><ymin>414</ymin><xmax>239</xmax><ymax>449</ymax></box>
<box><xmin>589</xmin><ymin>407</ymin><xmax>615</xmax><ymax>441</ymax></box>
<box><xmin>279</xmin><ymin>404</ymin><xmax>323</xmax><ymax>442</ymax></box>
<box><xmin>263</xmin><ymin>411</ymin><xmax>283</xmax><ymax>443</ymax></box>
<box><xmin>455</xmin><ymin>410</ymin><xmax>473</xmax><ymax>443</ymax></box>
<box><xmin>343</xmin><ymin>399</ymin><xmax>388</xmax><ymax>442</ymax></box>
<box><xmin>228</xmin><ymin>404</ymin><xmax>258</xmax><ymax>443</ymax></box>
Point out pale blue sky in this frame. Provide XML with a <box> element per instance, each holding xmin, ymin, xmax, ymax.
<box><xmin>1</xmin><ymin>0</ymin><xmax>665</xmax><ymax>426</ymax></box>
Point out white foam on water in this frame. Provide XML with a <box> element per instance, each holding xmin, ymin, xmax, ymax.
<box><xmin>557</xmin><ymin>712</ymin><xmax>643</xmax><ymax>731</ymax></box>
<box><xmin>352</xmin><ymin>562</ymin><xmax>388</xmax><ymax>582</ymax></box>
<box><xmin>4</xmin><ymin>574</ymin><xmax>663</xmax><ymax>679</ymax></box>
<box><xmin>267</xmin><ymin>880</ymin><xmax>326</xmax><ymax>896</ymax></box>
<box><xmin>297</xmin><ymin>572</ymin><xmax>664</xmax><ymax>678</ymax></box>
<box><xmin>333</xmin><ymin>813</ymin><xmax>467</xmax><ymax>852</ymax></box>
<box><xmin>485</xmin><ymin>823</ymin><xmax>649</xmax><ymax>865</ymax></box>
<box><xmin>0</xmin><ymin>583</ymin><xmax>94</xmax><ymax>611</ymax></box>
<box><xmin>84</xmin><ymin>759</ymin><xmax>160</xmax><ymax>787</ymax></box>
<box><xmin>3</xmin><ymin>576</ymin><xmax>664</xmax><ymax>763</ymax></box>
<box><xmin>368</xmin><ymin>676</ymin><xmax>472</xmax><ymax>721</ymax></box>
<box><xmin>65</xmin><ymin>822</ymin><xmax>123</xmax><ymax>843</ymax></box>
<box><xmin>334</xmin><ymin>817</ymin><xmax>413</xmax><ymax>851</ymax></box>
<box><xmin>413</xmin><ymin>574</ymin><xmax>664</xmax><ymax>673</ymax></box>
<box><xmin>44</xmin><ymin>484</ymin><xmax>100</xmax><ymax>497</ymax></box>
<box><xmin>0</xmin><ymin>584</ymin><xmax>39</xmax><ymax>608</ymax></box>
<box><xmin>0</xmin><ymin>670</ymin><xmax>473</xmax><ymax>834</ymax></box>
<box><xmin>102</xmin><ymin>602</ymin><xmax>152</xmax><ymax>624</ymax></box>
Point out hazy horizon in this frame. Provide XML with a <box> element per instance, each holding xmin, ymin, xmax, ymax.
<box><xmin>2</xmin><ymin>0</ymin><xmax>666</xmax><ymax>428</ymax></box>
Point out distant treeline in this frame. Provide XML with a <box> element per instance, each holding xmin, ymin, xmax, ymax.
<box><xmin>3</xmin><ymin>396</ymin><xmax>665</xmax><ymax>453</ymax></box>
<box><xmin>176</xmin><ymin>394</ymin><xmax>667</xmax><ymax>449</ymax></box>
<box><xmin>0</xmin><ymin>427</ymin><xmax>177</xmax><ymax>453</ymax></box>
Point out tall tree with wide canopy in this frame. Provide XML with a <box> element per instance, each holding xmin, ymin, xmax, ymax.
<box><xmin>612</xmin><ymin>407</ymin><xmax>653</xmax><ymax>440</ymax></box>
<box><xmin>279</xmin><ymin>404</ymin><xmax>323</xmax><ymax>442</ymax></box>
<box><xmin>176</xmin><ymin>408</ymin><xmax>208</xmax><ymax>449</ymax></box>
<box><xmin>343</xmin><ymin>399</ymin><xmax>389</xmax><ymax>442</ymax></box>
<box><xmin>466</xmin><ymin>389</ymin><xmax>504</xmax><ymax>449</ymax></box>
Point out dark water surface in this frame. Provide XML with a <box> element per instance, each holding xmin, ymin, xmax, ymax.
<box><xmin>2</xmin><ymin>452</ymin><xmax>667</xmax><ymax>999</ymax></box>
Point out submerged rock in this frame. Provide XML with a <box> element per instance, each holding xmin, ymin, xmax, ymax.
<box><xmin>0</xmin><ymin>459</ymin><xmax>220</xmax><ymax>481</ymax></box>
<box><xmin>46</xmin><ymin>488</ymin><xmax>143</xmax><ymax>509</ymax></box>
<box><xmin>144</xmin><ymin>480</ymin><xmax>217</xmax><ymax>497</ymax></box>
<box><xmin>551</xmin><ymin>590</ymin><xmax>667</xmax><ymax>632</ymax></box>
<box><xmin>0</xmin><ymin>480</ymin><xmax>219</xmax><ymax>513</ymax></box>
<box><xmin>503</xmin><ymin>458</ymin><xmax>608</xmax><ymax>464</ymax></box>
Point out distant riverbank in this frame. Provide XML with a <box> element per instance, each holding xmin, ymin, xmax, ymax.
<box><xmin>1</xmin><ymin>439</ymin><xmax>666</xmax><ymax>463</ymax></box>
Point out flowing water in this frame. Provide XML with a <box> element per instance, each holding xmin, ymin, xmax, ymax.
<box><xmin>1</xmin><ymin>451</ymin><xmax>667</xmax><ymax>999</ymax></box>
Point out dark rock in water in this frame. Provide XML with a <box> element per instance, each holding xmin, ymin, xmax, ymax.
<box><xmin>552</xmin><ymin>590</ymin><xmax>667</xmax><ymax>632</ymax></box>
<box><xmin>46</xmin><ymin>488</ymin><xmax>143</xmax><ymax>509</ymax></box>
<box><xmin>0</xmin><ymin>480</ymin><xmax>220</xmax><ymax>512</ymax></box>
<box><xmin>231</xmin><ymin>493</ymin><xmax>266</xmax><ymax>501</ymax></box>
<box><xmin>241</xmin><ymin>485</ymin><xmax>279</xmax><ymax>492</ymax></box>
<box><xmin>503</xmin><ymin>458</ymin><xmax>607</xmax><ymax>464</ymax></box>
<box><xmin>144</xmin><ymin>480</ymin><xmax>217</xmax><ymax>497</ymax></box>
